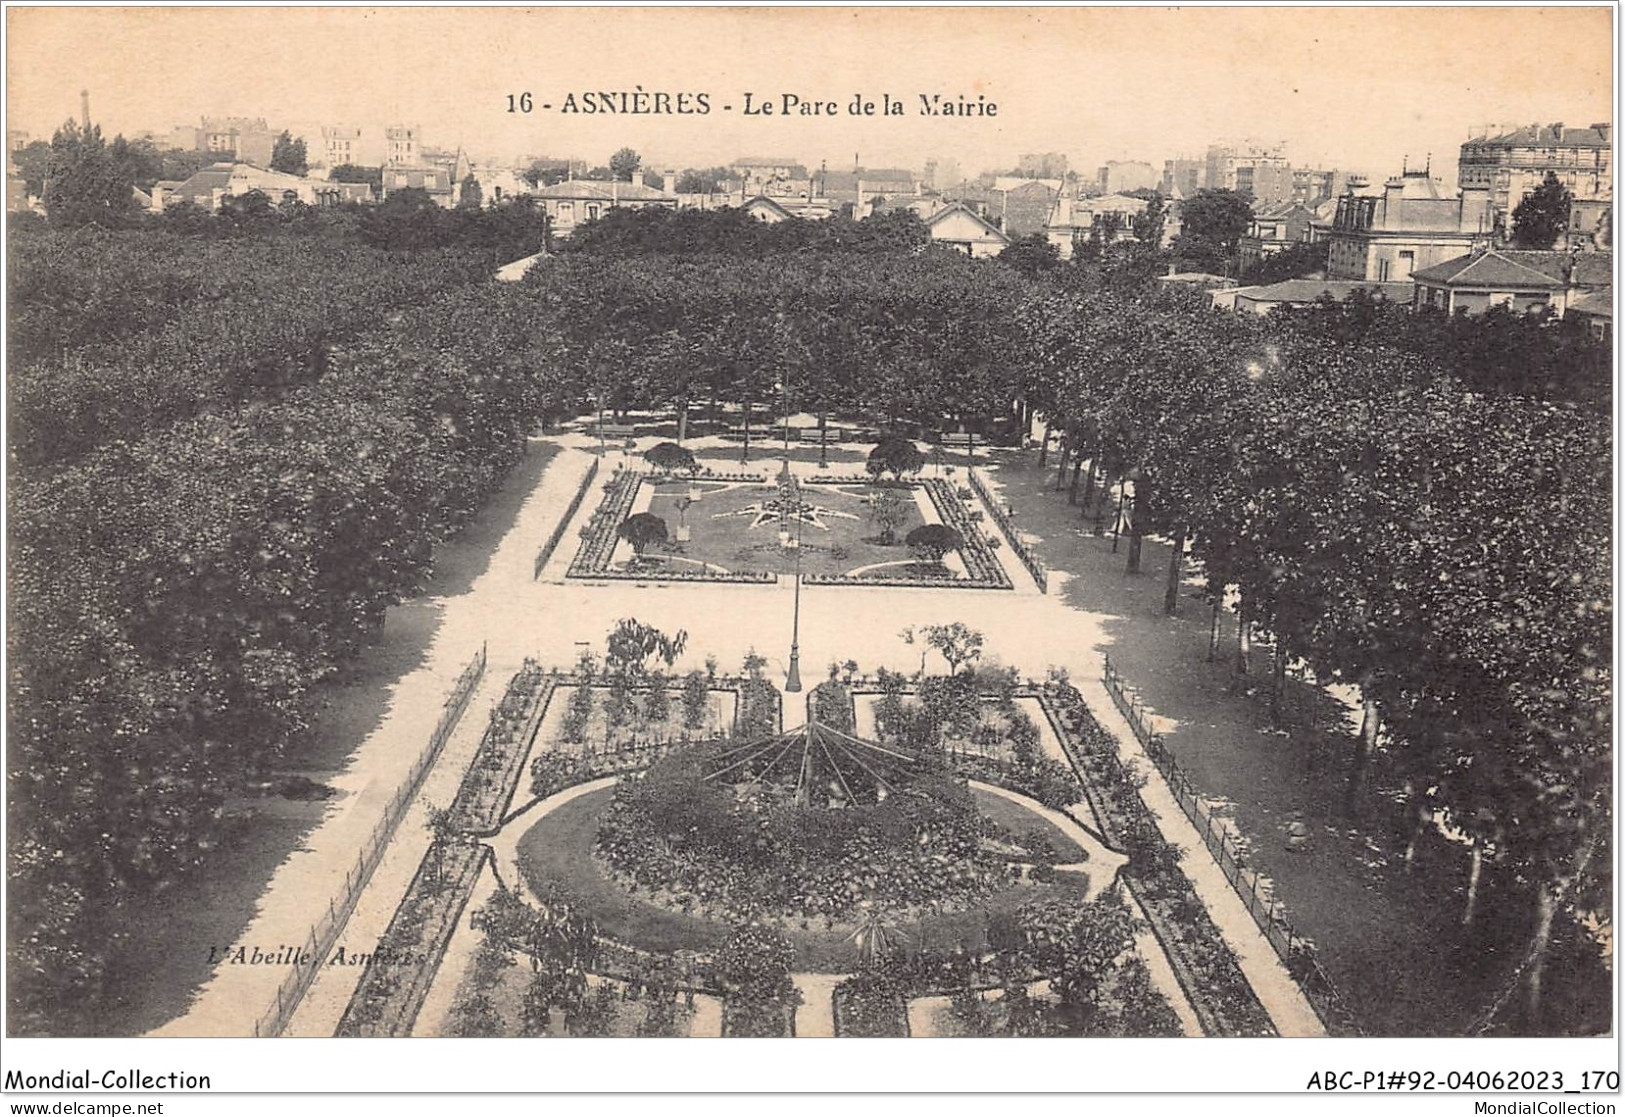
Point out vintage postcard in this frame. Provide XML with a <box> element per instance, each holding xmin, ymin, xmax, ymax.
<box><xmin>2</xmin><ymin>4</ymin><xmax>1615</xmax><ymax>1106</ymax></box>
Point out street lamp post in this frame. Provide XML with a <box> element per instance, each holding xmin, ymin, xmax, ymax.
<box><xmin>785</xmin><ymin>485</ymin><xmax>804</xmax><ymax>694</ymax></box>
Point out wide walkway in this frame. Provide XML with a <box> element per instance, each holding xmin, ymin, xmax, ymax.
<box><xmin>153</xmin><ymin>427</ymin><xmax>1325</xmax><ymax>1038</ymax></box>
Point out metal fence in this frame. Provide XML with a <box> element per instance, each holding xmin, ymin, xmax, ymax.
<box><xmin>250</xmin><ymin>646</ymin><xmax>488</xmax><ymax>1037</ymax></box>
<box><xmin>1101</xmin><ymin>655</ymin><xmax>1362</xmax><ymax>1036</ymax></box>
<box><xmin>534</xmin><ymin>456</ymin><xmax>600</xmax><ymax>579</ymax></box>
<box><xmin>967</xmin><ymin>467</ymin><xmax>1048</xmax><ymax>593</ymax></box>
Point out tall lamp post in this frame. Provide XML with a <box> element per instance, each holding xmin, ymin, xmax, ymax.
<box><xmin>786</xmin><ymin>506</ymin><xmax>804</xmax><ymax>693</ymax></box>
<box><xmin>781</xmin><ymin>372</ymin><xmax>803</xmax><ymax>693</ymax></box>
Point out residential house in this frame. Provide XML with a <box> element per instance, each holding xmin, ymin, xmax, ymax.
<box><xmin>925</xmin><ymin>203</ymin><xmax>1010</xmax><ymax>258</ymax></box>
<box><xmin>533</xmin><ymin>179</ymin><xmax>677</xmax><ymax>236</ymax></box>
<box><xmin>1567</xmin><ymin>197</ymin><xmax>1612</xmax><ymax>251</ymax></box>
<box><xmin>171</xmin><ymin>117</ymin><xmax>276</xmax><ymax>168</ymax></box>
<box><xmin>385</xmin><ymin>125</ymin><xmax>421</xmax><ymax>168</ymax></box>
<box><xmin>382</xmin><ymin>164</ymin><xmax>455</xmax><ymax>207</ymax></box>
<box><xmin>1410</xmin><ymin>249</ymin><xmax>1612</xmax><ymax>318</ymax></box>
<box><xmin>1324</xmin><ymin>169</ymin><xmax>1493</xmax><ymax>283</ymax></box>
<box><xmin>818</xmin><ymin>167</ymin><xmax>918</xmax><ymax>215</ymax></box>
<box><xmin>161</xmin><ymin>163</ymin><xmax>368</xmax><ymax>211</ymax></box>
<box><xmin>1217</xmin><ymin>278</ymin><xmax>1413</xmax><ymax>314</ymax></box>
<box><xmin>740</xmin><ymin>195</ymin><xmax>795</xmax><ymax>223</ymax></box>
<box><xmin>318</xmin><ymin>125</ymin><xmax>386</xmax><ymax>171</ymax></box>
<box><xmin>730</xmin><ymin>157</ymin><xmax>811</xmax><ymax>196</ymax></box>
<box><xmin>472</xmin><ymin>165</ymin><xmax>534</xmax><ymax>205</ymax></box>
<box><xmin>1238</xmin><ymin>201</ymin><xmax>1318</xmax><ymax>269</ymax></box>
<box><xmin>1044</xmin><ymin>192</ymin><xmax>1149</xmax><ymax>259</ymax></box>
<box><xmin>1458</xmin><ymin>123</ymin><xmax>1612</xmax><ymax>229</ymax></box>
<box><xmin>1567</xmin><ymin>288</ymin><xmax>1612</xmax><ymax>340</ymax></box>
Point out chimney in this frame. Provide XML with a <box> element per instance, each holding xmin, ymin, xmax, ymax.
<box><xmin>662</xmin><ymin>169</ymin><xmax>676</xmax><ymax>196</ymax></box>
<box><xmin>1552</xmin><ymin>122</ymin><xmax>1565</xmax><ymax>141</ymax></box>
<box><xmin>1592</xmin><ymin>123</ymin><xmax>1611</xmax><ymax>143</ymax></box>
<box><xmin>80</xmin><ymin>89</ymin><xmax>90</xmax><ymax>129</ymax></box>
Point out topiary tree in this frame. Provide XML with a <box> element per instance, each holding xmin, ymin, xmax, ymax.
<box><xmin>644</xmin><ymin>440</ymin><xmax>697</xmax><ymax>474</ymax></box>
<box><xmin>617</xmin><ymin>512</ymin><xmax>668</xmax><ymax>556</ymax></box>
<box><xmin>867</xmin><ymin>434</ymin><xmax>926</xmax><ymax>482</ymax></box>
<box><xmin>905</xmin><ymin>523</ymin><xmax>963</xmax><ymax>565</ymax></box>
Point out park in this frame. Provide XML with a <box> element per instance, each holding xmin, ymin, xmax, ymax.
<box><xmin>7</xmin><ymin>203</ymin><xmax>1608</xmax><ymax>1043</ymax></box>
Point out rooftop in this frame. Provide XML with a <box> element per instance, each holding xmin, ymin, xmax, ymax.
<box><xmin>1467</xmin><ymin>123</ymin><xmax>1612</xmax><ymax>149</ymax></box>
<box><xmin>1411</xmin><ymin>249</ymin><xmax>1613</xmax><ymax>289</ymax></box>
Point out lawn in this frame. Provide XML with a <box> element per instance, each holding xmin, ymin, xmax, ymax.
<box><xmin>643</xmin><ymin>478</ymin><xmax>930</xmax><ymax>578</ymax></box>
<box><xmin>514</xmin><ymin>784</ymin><xmax>1089</xmax><ymax>973</ymax></box>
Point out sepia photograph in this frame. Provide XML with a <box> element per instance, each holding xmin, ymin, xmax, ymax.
<box><xmin>1</xmin><ymin>2</ymin><xmax>1616</xmax><ymax>1106</ymax></box>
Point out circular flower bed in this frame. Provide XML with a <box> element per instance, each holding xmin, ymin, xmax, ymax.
<box><xmin>594</xmin><ymin>745</ymin><xmax>1016</xmax><ymax>925</ymax></box>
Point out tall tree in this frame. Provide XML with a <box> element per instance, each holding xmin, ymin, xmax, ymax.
<box><xmin>1131</xmin><ymin>190</ymin><xmax>1167</xmax><ymax>246</ymax></box>
<box><xmin>269</xmin><ymin>130</ymin><xmax>308</xmax><ymax>176</ymax></box>
<box><xmin>12</xmin><ymin>139</ymin><xmax>53</xmax><ymax>196</ymax></box>
<box><xmin>457</xmin><ymin>174</ymin><xmax>483</xmax><ymax>210</ymax></box>
<box><xmin>608</xmin><ymin>147</ymin><xmax>642</xmax><ymax>182</ymax></box>
<box><xmin>42</xmin><ymin>121</ymin><xmax>135</xmax><ymax>229</ymax></box>
<box><xmin>1510</xmin><ymin>171</ymin><xmax>1571</xmax><ymax>249</ymax></box>
<box><xmin>1171</xmin><ymin>188</ymin><xmax>1252</xmax><ymax>272</ymax></box>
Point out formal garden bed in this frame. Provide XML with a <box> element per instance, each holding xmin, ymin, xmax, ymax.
<box><xmin>565</xmin><ymin>461</ymin><xmax>1012</xmax><ymax>589</ymax></box>
<box><xmin>450</xmin><ymin>661</ymin><xmax>555</xmax><ymax>833</ymax></box>
<box><xmin>336</xmin><ymin>840</ymin><xmax>490</xmax><ymax>1037</ymax></box>
<box><xmin>1041</xmin><ymin>680</ymin><xmax>1278</xmax><ymax>1036</ymax></box>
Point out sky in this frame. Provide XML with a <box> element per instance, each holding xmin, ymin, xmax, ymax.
<box><xmin>6</xmin><ymin>6</ymin><xmax>1614</xmax><ymax>186</ymax></box>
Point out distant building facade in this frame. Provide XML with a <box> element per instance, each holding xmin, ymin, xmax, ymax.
<box><xmin>1458</xmin><ymin>122</ymin><xmax>1612</xmax><ymax>228</ymax></box>
<box><xmin>533</xmin><ymin>179</ymin><xmax>677</xmax><ymax>236</ymax></box>
<box><xmin>171</xmin><ymin>117</ymin><xmax>276</xmax><ymax>168</ymax></box>
<box><xmin>1324</xmin><ymin>169</ymin><xmax>1493</xmax><ymax>283</ymax></box>
<box><xmin>1238</xmin><ymin>201</ymin><xmax>1318</xmax><ymax>269</ymax></box>
<box><xmin>730</xmin><ymin>157</ymin><xmax>811</xmax><ymax>195</ymax></box>
<box><xmin>1162</xmin><ymin>157</ymin><xmax>1205</xmax><ymax>200</ymax></box>
<box><xmin>1206</xmin><ymin>142</ymin><xmax>1292</xmax><ymax>204</ymax></box>
<box><xmin>1097</xmin><ymin>160</ymin><xmax>1158</xmax><ymax>195</ymax></box>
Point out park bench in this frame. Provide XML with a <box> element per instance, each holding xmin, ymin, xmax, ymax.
<box><xmin>595</xmin><ymin>423</ymin><xmax>639</xmax><ymax>442</ymax></box>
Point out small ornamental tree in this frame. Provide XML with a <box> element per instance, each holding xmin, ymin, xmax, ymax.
<box><xmin>867</xmin><ymin>434</ymin><xmax>925</xmax><ymax>482</ymax></box>
<box><xmin>681</xmin><ymin>669</ymin><xmax>710</xmax><ymax>730</ymax></box>
<box><xmin>905</xmin><ymin>523</ymin><xmax>963</xmax><ymax>565</ymax></box>
<box><xmin>644</xmin><ymin>441</ymin><xmax>698</xmax><ymax>474</ymax></box>
<box><xmin>922</xmin><ymin>622</ymin><xmax>985</xmax><ymax>676</ymax></box>
<box><xmin>618</xmin><ymin>512</ymin><xmax>668</xmax><ymax>556</ymax></box>
<box><xmin>605</xmin><ymin>618</ymin><xmax>688</xmax><ymax>675</ymax></box>
<box><xmin>868</xmin><ymin>488</ymin><xmax>909</xmax><ymax>545</ymax></box>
